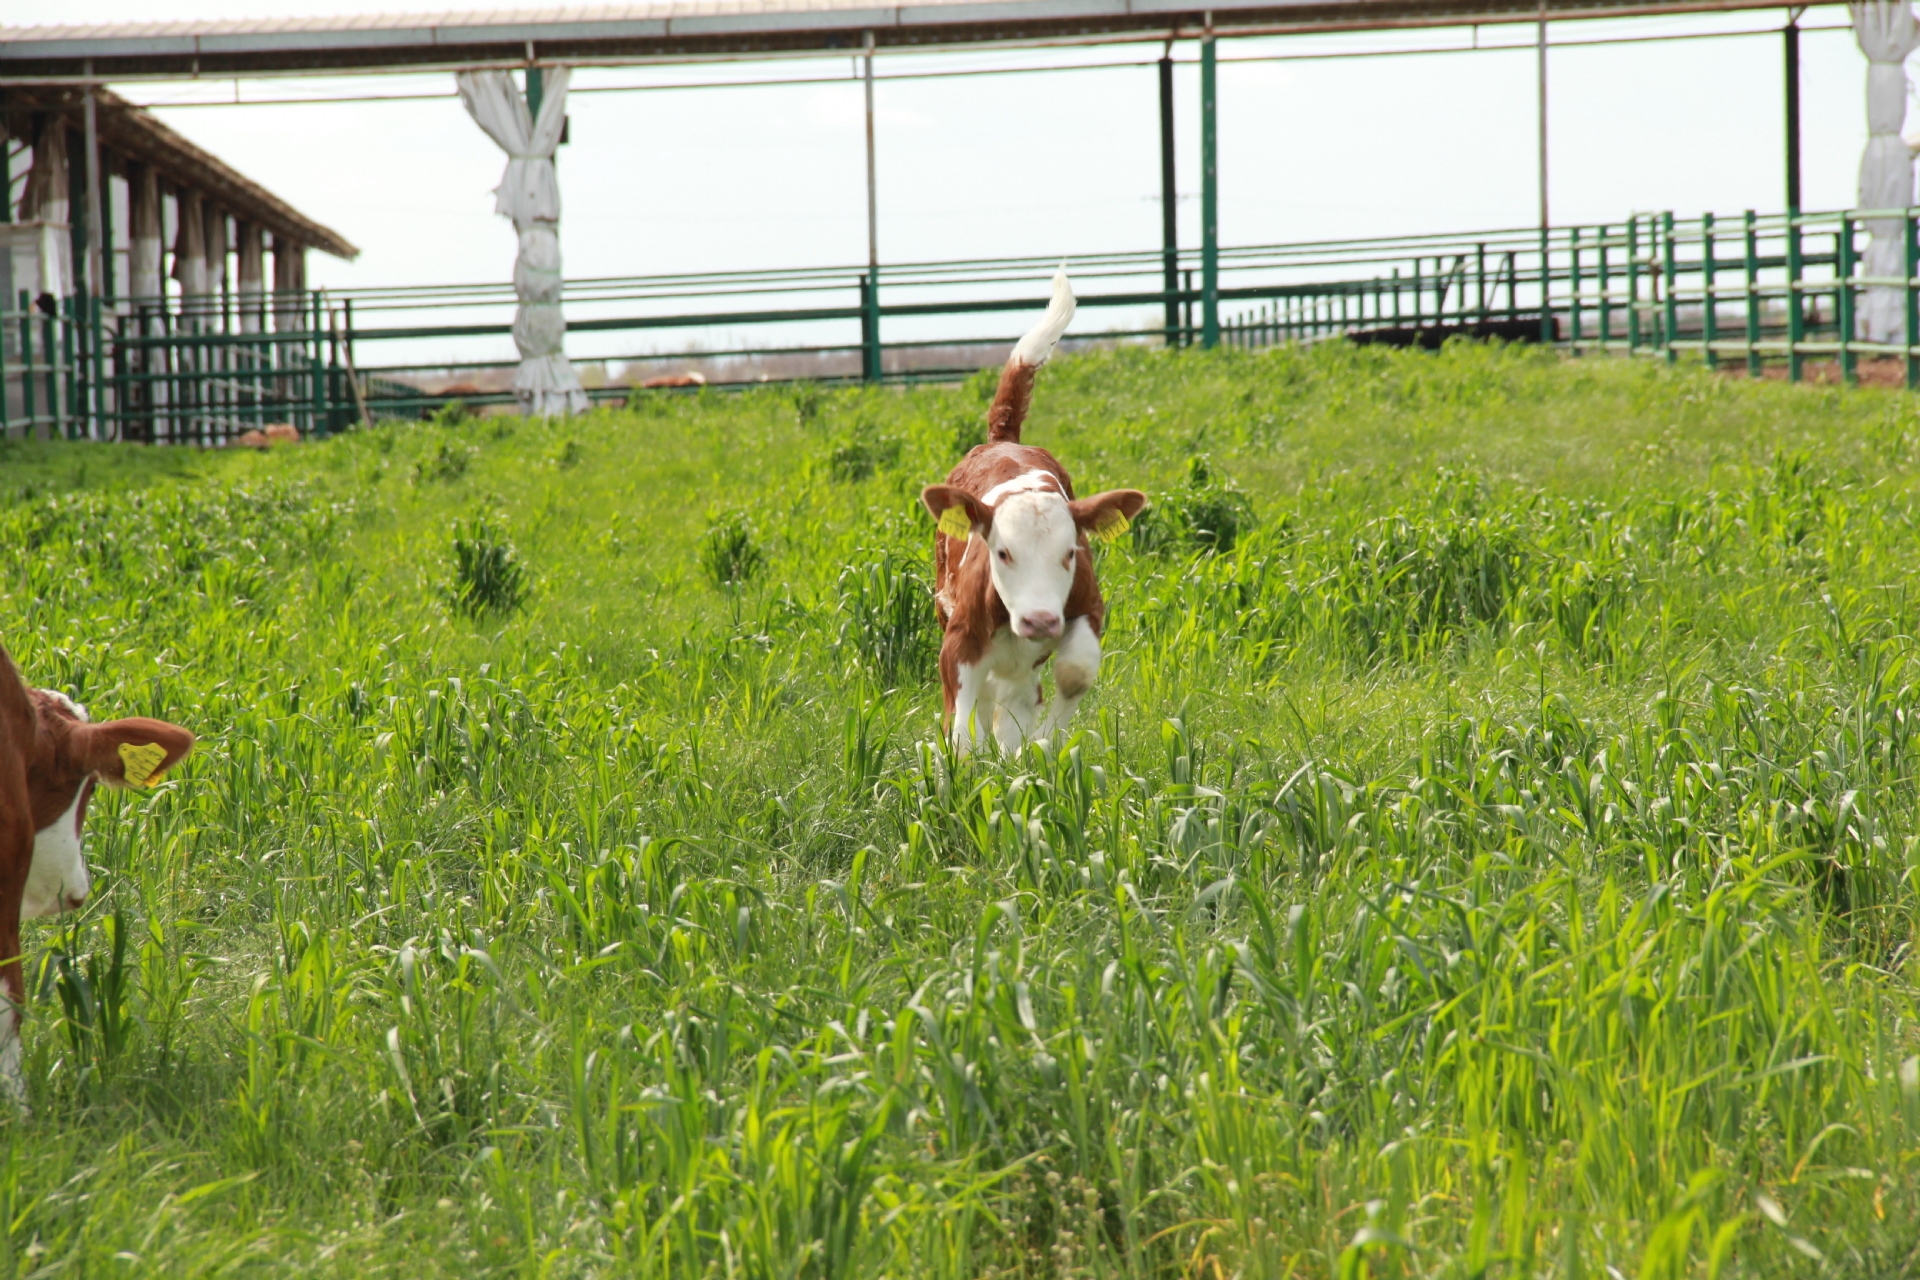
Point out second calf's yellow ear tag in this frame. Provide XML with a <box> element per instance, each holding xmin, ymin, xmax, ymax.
<box><xmin>119</xmin><ymin>741</ymin><xmax>168</xmax><ymax>788</ymax></box>
<box><xmin>937</xmin><ymin>505</ymin><xmax>972</xmax><ymax>540</ymax></box>
<box><xmin>1093</xmin><ymin>508</ymin><xmax>1131</xmax><ymax>541</ymax></box>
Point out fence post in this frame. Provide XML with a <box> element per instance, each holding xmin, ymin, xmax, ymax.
<box><xmin>1598</xmin><ymin>226</ymin><xmax>1611</xmax><ymax>348</ymax></box>
<box><xmin>1569</xmin><ymin>227</ymin><xmax>1582</xmax><ymax>351</ymax></box>
<box><xmin>1540</xmin><ymin>229</ymin><xmax>1553</xmax><ymax>344</ymax></box>
<box><xmin>1905</xmin><ymin>209</ymin><xmax>1918</xmax><ymax>390</ymax></box>
<box><xmin>1787</xmin><ymin>210</ymin><xmax>1805</xmax><ymax>383</ymax></box>
<box><xmin>1838</xmin><ymin>213</ymin><xmax>1856</xmax><ymax>386</ymax></box>
<box><xmin>0</xmin><ymin>301</ymin><xmax>9</xmax><ymax>439</ymax></box>
<box><xmin>1662</xmin><ymin>213</ymin><xmax>1678</xmax><ymax>366</ymax></box>
<box><xmin>1744</xmin><ymin>210</ymin><xmax>1760</xmax><ymax>378</ymax></box>
<box><xmin>1701</xmin><ymin>212</ymin><xmax>1717</xmax><ymax>370</ymax></box>
<box><xmin>60</xmin><ymin>295</ymin><xmax>78</xmax><ymax>440</ymax></box>
<box><xmin>1626</xmin><ymin>217</ymin><xmax>1640</xmax><ymax>353</ymax></box>
<box><xmin>310</xmin><ymin>291</ymin><xmax>326</xmax><ymax>436</ymax></box>
<box><xmin>18</xmin><ymin>293</ymin><xmax>34</xmax><ymax>437</ymax></box>
<box><xmin>862</xmin><ymin>273</ymin><xmax>882</xmax><ymax>382</ymax></box>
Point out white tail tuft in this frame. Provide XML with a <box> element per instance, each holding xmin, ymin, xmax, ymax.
<box><xmin>1010</xmin><ymin>265</ymin><xmax>1076</xmax><ymax>368</ymax></box>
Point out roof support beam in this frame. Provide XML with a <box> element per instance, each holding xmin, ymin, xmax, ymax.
<box><xmin>0</xmin><ymin>0</ymin><xmax>1845</xmax><ymax>81</ymax></box>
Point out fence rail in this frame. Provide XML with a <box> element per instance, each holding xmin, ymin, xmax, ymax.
<box><xmin>8</xmin><ymin>206</ymin><xmax>1917</xmax><ymax>445</ymax></box>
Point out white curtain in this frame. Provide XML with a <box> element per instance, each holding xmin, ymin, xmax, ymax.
<box><xmin>20</xmin><ymin>119</ymin><xmax>72</xmax><ymax>298</ymax></box>
<box><xmin>129</xmin><ymin>165</ymin><xmax>163</xmax><ymax>302</ymax></box>
<box><xmin>456</xmin><ymin>67</ymin><xmax>588</xmax><ymax>417</ymax></box>
<box><xmin>1852</xmin><ymin>2</ymin><xmax>1920</xmax><ymax>342</ymax></box>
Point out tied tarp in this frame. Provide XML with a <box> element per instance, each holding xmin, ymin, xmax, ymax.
<box><xmin>1852</xmin><ymin>1</ymin><xmax>1920</xmax><ymax>343</ymax></box>
<box><xmin>456</xmin><ymin>68</ymin><xmax>589</xmax><ymax>418</ymax></box>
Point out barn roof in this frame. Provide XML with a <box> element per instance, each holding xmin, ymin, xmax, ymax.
<box><xmin>0</xmin><ymin>0</ymin><xmax>1833</xmax><ymax>78</ymax></box>
<box><xmin>6</xmin><ymin>85</ymin><xmax>358</xmax><ymax>259</ymax></box>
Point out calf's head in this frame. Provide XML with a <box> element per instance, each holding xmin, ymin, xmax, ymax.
<box><xmin>22</xmin><ymin>691</ymin><xmax>193</xmax><ymax>917</ymax></box>
<box><xmin>923</xmin><ymin>485</ymin><xmax>1147</xmax><ymax>640</ymax></box>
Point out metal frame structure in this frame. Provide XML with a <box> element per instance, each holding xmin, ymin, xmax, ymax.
<box><xmin>5</xmin><ymin>203</ymin><xmax>1909</xmax><ymax>443</ymax></box>
<box><xmin>0</xmin><ymin>0</ymin><xmax>1870</xmax><ymax>441</ymax></box>
<box><xmin>0</xmin><ymin>2</ymin><xmax>1841</xmax><ymax>79</ymax></box>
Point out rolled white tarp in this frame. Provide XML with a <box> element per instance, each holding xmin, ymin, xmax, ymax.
<box><xmin>1851</xmin><ymin>1</ymin><xmax>1920</xmax><ymax>343</ymax></box>
<box><xmin>456</xmin><ymin>67</ymin><xmax>589</xmax><ymax>418</ymax></box>
<box><xmin>129</xmin><ymin>165</ymin><xmax>163</xmax><ymax>303</ymax></box>
<box><xmin>19</xmin><ymin>118</ymin><xmax>73</xmax><ymax>299</ymax></box>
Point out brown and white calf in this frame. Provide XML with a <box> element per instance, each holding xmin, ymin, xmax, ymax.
<box><xmin>921</xmin><ymin>269</ymin><xmax>1147</xmax><ymax>754</ymax></box>
<box><xmin>0</xmin><ymin>645</ymin><xmax>192</xmax><ymax>1105</ymax></box>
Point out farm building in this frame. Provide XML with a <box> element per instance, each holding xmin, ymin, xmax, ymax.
<box><xmin>2</xmin><ymin>85</ymin><xmax>356</xmax><ymax>439</ymax></box>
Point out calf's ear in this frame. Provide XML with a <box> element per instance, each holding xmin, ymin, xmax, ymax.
<box><xmin>1069</xmin><ymin>489</ymin><xmax>1149</xmax><ymax>541</ymax></box>
<box><xmin>921</xmin><ymin>486</ymin><xmax>993</xmax><ymax>539</ymax></box>
<box><xmin>73</xmin><ymin>718</ymin><xmax>194</xmax><ymax>789</ymax></box>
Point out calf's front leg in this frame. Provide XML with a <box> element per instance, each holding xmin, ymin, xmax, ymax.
<box><xmin>0</xmin><ymin>806</ymin><xmax>32</xmax><ymax>1113</ymax></box>
<box><xmin>1042</xmin><ymin>617</ymin><xmax>1101</xmax><ymax>743</ymax></box>
<box><xmin>944</xmin><ymin>640</ymin><xmax>994</xmax><ymax>756</ymax></box>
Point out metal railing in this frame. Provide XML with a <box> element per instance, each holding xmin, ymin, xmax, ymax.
<box><xmin>8</xmin><ymin>206</ymin><xmax>1918</xmax><ymax>445</ymax></box>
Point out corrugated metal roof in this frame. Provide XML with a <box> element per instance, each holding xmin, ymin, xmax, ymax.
<box><xmin>7</xmin><ymin>86</ymin><xmax>358</xmax><ymax>259</ymax></box>
<box><xmin>0</xmin><ymin>0</ymin><xmax>1819</xmax><ymax>77</ymax></box>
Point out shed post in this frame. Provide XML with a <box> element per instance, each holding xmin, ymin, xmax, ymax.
<box><xmin>83</xmin><ymin>61</ymin><xmax>104</xmax><ymax>304</ymax></box>
<box><xmin>1784</xmin><ymin>13</ymin><xmax>1803</xmax><ymax>215</ymax></box>
<box><xmin>1537</xmin><ymin>0</ymin><xmax>1551</xmax><ymax>342</ymax></box>
<box><xmin>863</xmin><ymin>30</ymin><xmax>881</xmax><ymax>381</ymax></box>
<box><xmin>1200</xmin><ymin>17</ymin><xmax>1218</xmax><ymax>350</ymax></box>
<box><xmin>1158</xmin><ymin>46</ymin><xmax>1179</xmax><ymax>346</ymax></box>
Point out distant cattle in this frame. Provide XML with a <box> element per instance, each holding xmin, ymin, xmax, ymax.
<box><xmin>920</xmin><ymin>268</ymin><xmax>1146</xmax><ymax>753</ymax></box>
<box><xmin>231</xmin><ymin>423</ymin><xmax>301</xmax><ymax>449</ymax></box>
<box><xmin>0</xmin><ymin>647</ymin><xmax>192</xmax><ymax>1109</ymax></box>
<box><xmin>638</xmin><ymin>372</ymin><xmax>708</xmax><ymax>390</ymax></box>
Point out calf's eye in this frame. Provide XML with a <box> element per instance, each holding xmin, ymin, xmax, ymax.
<box><xmin>997</xmin><ymin>549</ymin><xmax>1012</xmax><ymax>564</ymax></box>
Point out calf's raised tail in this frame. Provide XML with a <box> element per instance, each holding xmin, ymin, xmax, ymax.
<box><xmin>987</xmin><ymin>266</ymin><xmax>1077</xmax><ymax>445</ymax></box>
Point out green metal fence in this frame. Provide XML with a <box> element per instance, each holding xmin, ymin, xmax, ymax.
<box><xmin>8</xmin><ymin>206</ymin><xmax>1917</xmax><ymax>444</ymax></box>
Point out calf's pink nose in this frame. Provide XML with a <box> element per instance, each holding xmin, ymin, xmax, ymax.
<box><xmin>1020</xmin><ymin>611</ymin><xmax>1063</xmax><ymax>639</ymax></box>
<box><xmin>64</xmin><ymin>892</ymin><xmax>86</xmax><ymax>911</ymax></box>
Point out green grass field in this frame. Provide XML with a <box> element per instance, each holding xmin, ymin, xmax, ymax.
<box><xmin>0</xmin><ymin>341</ymin><xmax>1916</xmax><ymax>1277</ymax></box>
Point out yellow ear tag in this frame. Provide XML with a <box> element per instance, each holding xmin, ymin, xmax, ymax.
<box><xmin>118</xmin><ymin>741</ymin><xmax>168</xmax><ymax>788</ymax></box>
<box><xmin>937</xmin><ymin>505</ymin><xmax>973</xmax><ymax>540</ymax></box>
<box><xmin>1093</xmin><ymin>508</ymin><xmax>1131</xmax><ymax>541</ymax></box>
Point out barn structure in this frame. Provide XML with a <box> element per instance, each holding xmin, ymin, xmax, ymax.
<box><xmin>0</xmin><ymin>0</ymin><xmax>1911</xmax><ymax>437</ymax></box>
<box><xmin>2</xmin><ymin>85</ymin><xmax>355</xmax><ymax>439</ymax></box>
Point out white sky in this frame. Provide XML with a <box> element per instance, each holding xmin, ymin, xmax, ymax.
<box><xmin>0</xmin><ymin>2</ymin><xmax>1878</xmax><ymax>368</ymax></box>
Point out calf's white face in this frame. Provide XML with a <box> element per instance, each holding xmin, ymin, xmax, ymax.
<box><xmin>985</xmin><ymin>491</ymin><xmax>1077</xmax><ymax>640</ymax></box>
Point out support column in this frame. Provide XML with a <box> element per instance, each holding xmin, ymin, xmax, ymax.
<box><xmin>1159</xmin><ymin>46</ymin><xmax>1179</xmax><ymax>346</ymax></box>
<box><xmin>1785</xmin><ymin>14</ymin><xmax>1802</xmax><ymax>215</ymax></box>
<box><xmin>1537</xmin><ymin>0</ymin><xmax>1551</xmax><ymax>342</ymax></box>
<box><xmin>1200</xmin><ymin>20</ymin><xmax>1219</xmax><ymax>350</ymax></box>
<box><xmin>863</xmin><ymin>30</ymin><xmax>881</xmax><ymax>382</ymax></box>
<box><xmin>128</xmin><ymin>166</ymin><xmax>161</xmax><ymax>300</ymax></box>
<box><xmin>83</xmin><ymin>62</ymin><xmax>104</xmax><ymax>301</ymax></box>
<box><xmin>237</xmin><ymin>221</ymin><xmax>264</xmax><ymax>334</ymax></box>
